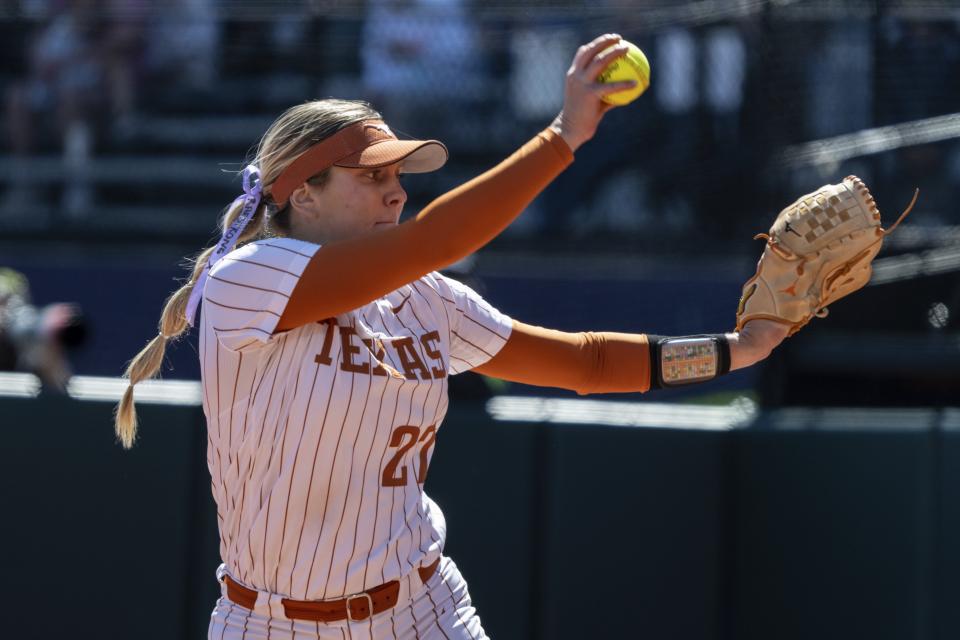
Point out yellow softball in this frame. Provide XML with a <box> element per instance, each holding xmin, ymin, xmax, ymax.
<box><xmin>597</xmin><ymin>40</ymin><xmax>651</xmax><ymax>106</ymax></box>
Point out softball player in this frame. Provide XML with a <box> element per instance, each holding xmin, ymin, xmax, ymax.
<box><xmin>116</xmin><ymin>34</ymin><xmax>787</xmax><ymax>639</ymax></box>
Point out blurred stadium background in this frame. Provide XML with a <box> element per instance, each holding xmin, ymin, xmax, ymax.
<box><xmin>1</xmin><ymin>0</ymin><xmax>958</xmax><ymax>638</ymax></box>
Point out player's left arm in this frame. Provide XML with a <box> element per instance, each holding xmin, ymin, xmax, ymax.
<box><xmin>472</xmin><ymin>319</ymin><xmax>788</xmax><ymax>394</ymax></box>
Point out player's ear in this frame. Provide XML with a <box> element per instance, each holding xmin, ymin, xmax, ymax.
<box><xmin>289</xmin><ymin>183</ymin><xmax>315</xmax><ymax>211</ymax></box>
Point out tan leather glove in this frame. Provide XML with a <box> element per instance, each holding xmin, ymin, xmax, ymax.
<box><xmin>736</xmin><ymin>175</ymin><xmax>918</xmax><ymax>336</ymax></box>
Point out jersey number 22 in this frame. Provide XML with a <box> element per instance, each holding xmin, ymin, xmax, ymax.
<box><xmin>382</xmin><ymin>424</ymin><xmax>437</xmax><ymax>487</ymax></box>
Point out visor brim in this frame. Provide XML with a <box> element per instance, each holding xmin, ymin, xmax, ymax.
<box><xmin>334</xmin><ymin>139</ymin><xmax>448</xmax><ymax>173</ymax></box>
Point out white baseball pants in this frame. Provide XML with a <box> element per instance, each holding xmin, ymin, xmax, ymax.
<box><xmin>208</xmin><ymin>556</ymin><xmax>489</xmax><ymax>640</ymax></box>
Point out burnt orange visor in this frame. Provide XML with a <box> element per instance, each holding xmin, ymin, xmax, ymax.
<box><xmin>270</xmin><ymin>120</ymin><xmax>448</xmax><ymax>207</ymax></box>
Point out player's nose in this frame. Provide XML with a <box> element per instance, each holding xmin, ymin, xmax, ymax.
<box><xmin>384</xmin><ymin>179</ymin><xmax>407</xmax><ymax>211</ymax></box>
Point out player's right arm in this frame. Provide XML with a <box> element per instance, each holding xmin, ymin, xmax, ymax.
<box><xmin>274</xmin><ymin>34</ymin><xmax>636</xmax><ymax>333</ymax></box>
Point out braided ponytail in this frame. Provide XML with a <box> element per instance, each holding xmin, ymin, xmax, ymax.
<box><xmin>114</xmin><ymin>98</ymin><xmax>381</xmax><ymax>448</ymax></box>
<box><xmin>114</xmin><ymin>203</ymin><xmax>265</xmax><ymax>448</ymax></box>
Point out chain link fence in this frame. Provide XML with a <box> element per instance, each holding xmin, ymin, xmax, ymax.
<box><xmin>0</xmin><ymin>0</ymin><xmax>957</xmax><ymax>254</ymax></box>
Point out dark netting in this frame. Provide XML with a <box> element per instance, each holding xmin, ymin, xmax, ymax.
<box><xmin>0</xmin><ymin>0</ymin><xmax>955</xmax><ymax>255</ymax></box>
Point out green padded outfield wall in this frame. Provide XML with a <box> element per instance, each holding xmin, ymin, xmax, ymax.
<box><xmin>1</xmin><ymin>394</ymin><xmax>220</xmax><ymax>640</ymax></box>
<box><xmin>936</xmin><ymin>410</ymin><xmax>960</xmax><ymax>640</ymax></box>
<box><xmin>3</xmin><ymin>389</ymin><xmax>960</xmax><ymax>640</ymax></box>
<box><xmin>729</xmin><ymin>409</ymin><xmax>940</xmax><ymax>640</ymax></box>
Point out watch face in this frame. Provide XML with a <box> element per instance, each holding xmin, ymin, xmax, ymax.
<box><xmin>660</xmin><ymin>338</ymin><xmax>718</xmax><ymax>385</ymax></box>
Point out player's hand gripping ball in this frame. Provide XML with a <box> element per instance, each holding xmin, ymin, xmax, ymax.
<box><xmin>598</xmin><ymin>40</ymin><xmax>650</xmax><ymax>105</ymax></box>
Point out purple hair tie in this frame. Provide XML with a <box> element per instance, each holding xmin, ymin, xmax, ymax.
<box><xmin>185</xmin><ymin>165</ymin><xmax>262</xmax><ymax>327</ymax></box>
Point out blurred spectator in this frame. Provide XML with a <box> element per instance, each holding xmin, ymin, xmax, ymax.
<box><xmin>508</xmin><ymin>26</ymin><xmax>575</xmax><ymax>122</ymax></box>
<box><xmin>361</xmin><ymin>0</ymin><xmax>486</xmax><ymax>131</ymax></box>
<box><xmin>698</xmin><ymin>21</ymin><xmax>757</xmax><ymax>240</ymax></box>
<box><xmin>875</xmin><ymin>19</ymin><xmax>960</xmax><ymax>225</ymax></box>
<box><xmin>653</xmin><ymin>26</ymin><xmax>699</xmax><ymax>174</ymax></box>
<box><xmin>310</xmin><ymin>0</ymin><xmax>365</xmax><ymax>95</ymax></box>
<box><xmin>2</xmin><ymin>0</ymin><xmax>146</xmax><ymax>219</ymax></box>
<box><xmin>704</xmin><ymin>22</ymin><xmax>746</xmax><ymax>147</ymax></box>
<box><xmin>877</xmin><ymin>18</ymin><xmax>960</xmax><ymax>125</ymax></box>
<box><xmin>0</xmin><ymin>268</ymin><xmax>87</xmax><ymax>393</ymax></box>
<box><xmin>100</xmin><ymin>0</ymin><xmax>147</xmax><ymax>131</ymax></box>
<box><xmin>143</xmin><ymin>0</ymin><xmax>218</xmax><ymax>92</ymax></box>
<box><xmin>637</xmin><ymin>26</ymin><xmax>700</xmax><ymax>238</ymax></box>
<box><xmin>805</xmin><ymin>19</ymin><xmax>872</xmax><ymax>139</ymax></box>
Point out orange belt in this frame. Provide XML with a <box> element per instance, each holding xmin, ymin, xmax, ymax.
<box><xmin>224</xmin><ymin>558</ymin><xmax>441</xmax><ymax>623</ymax></box>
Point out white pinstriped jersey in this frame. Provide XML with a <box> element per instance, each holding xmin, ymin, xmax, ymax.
<box><xmin>198</xmin><ymin>237</ymin><xmax>512</xmax><ymax>601</ymax></box>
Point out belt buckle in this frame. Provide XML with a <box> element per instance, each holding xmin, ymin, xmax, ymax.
<box><xmin>346</xmin><ymin>592</ymin><xmax>374</xmax><ymax>622</ymax></box>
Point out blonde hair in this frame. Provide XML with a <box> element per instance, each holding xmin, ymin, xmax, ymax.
<box><xmin>114</xmin><ymin>99</ymin><xmax>381</xmax><ymax>448</ymax></box>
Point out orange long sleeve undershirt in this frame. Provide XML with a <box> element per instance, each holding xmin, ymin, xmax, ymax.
<box><xmin>277</xmin><ymin>128</ymin><xmax>573</xmax><ymax>331</ymax></box>
<box><xmin>276</xmin><ymin>128</ymin><xmax>652</xmax><ymax>395</ymax></box>
<box><xmin>473</xmin><ymin>321</ymin><xmax>652</xmax><ymax>394</ymax></box>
